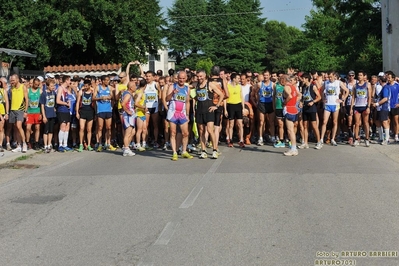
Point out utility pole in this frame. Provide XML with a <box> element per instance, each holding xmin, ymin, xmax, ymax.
<box><xmin>381</xmin><ymin>0</ymin><xmax>399</xmax><ymax>75</ymax></box>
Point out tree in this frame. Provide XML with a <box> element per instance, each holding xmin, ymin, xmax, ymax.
<box><xmin>0</xmin><ymin>0</ymin><xmax>165</xmax><ymax>69</ymax></box>
<box><xmin>262</xmin><ymin>21</ymin><xmax>304</xmax><ymax>72</ymax></box>
<box><xmin>196</xmin><ymin>58</ymin><xmax>214</xmax><ymax>76</ymax></box>
<box><xmin>166</xmin><ymin>0</ymin><xmax>208</xmax><ymax>66</ymax></box>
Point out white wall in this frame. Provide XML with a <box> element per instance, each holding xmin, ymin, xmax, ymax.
<box><xmin>382</xmin><ymin>0</ymin><xmax>399</xmax><ymax>75</ymax></box>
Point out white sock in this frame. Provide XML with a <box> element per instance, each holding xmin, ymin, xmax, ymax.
<box><xmin>142</xmin><ymin>141</ymin><xmax>146</xmax><ymax>147</ymax></box>
<box><xmin>63</xmin><ymin>131</ymin><xmax>69</xmax><ymax>147</ymax></box>
<box><xmin>384</xmin><ymin>128</ymin><xmax>390</xmax><ymax>141</ymax></box>
<box><xmin>58</xmin><ymin>131</ymin><xmax>64</xmax><ymax>146</ymax></box>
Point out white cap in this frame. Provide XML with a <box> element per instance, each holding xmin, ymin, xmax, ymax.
<box><xmin>378</xmin><ymin>72</ymin><xmax>385</xmax><ymax>77</ymax></box>
<box><xmin>37</xmin><ymin>76</ymin><xmax>44</xmax><ymax>82</ymax></box>
<box><xmin>45</xmin><ymin>73</ymin><xmax>55</xmax><ymax>79</ymax></box>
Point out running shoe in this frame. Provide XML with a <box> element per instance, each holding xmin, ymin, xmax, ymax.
<box><xmin>162</xmin><ymin>143</ymin><xmax>168</xmax><ymax>150</ymax></box>
<box><xmin>77</xmin><ymin>144</ymin><xmax>84</xmax><ymax>152</ymax></box>
<box><xmin>96</xmin><ymin>144</ymin><xmax>103</xmax><ymax>152</ymax></box>
<box><xmin>284</xmin><ymin>149</ymin><xmax>298</xmax><ymax>156</ymax></box>
<box><xmin>12</xmin><ymin>145</ymin><xmax>21</xmax><ymax>153</ymax></box>
<box><xmin>153</xmin><ymin>142</ymin><xmax>160</xmax><ymax>149</ymax></box>
<box><xmin>22</xmin><ymin>142</ymin><xmax>27</xmax><ymax>153</ymax></box>
<box><xmin>238</xmin><ymin>141</ymin><xmax>245</xmax><ymax>148</ymax></box>
<box><xmin>0</xmin><ymin>146</ymin><xmax>4</xmax><ymax>152</ymax></box>
<box><xmin>211</xmin><ymin>151</ymin><xmax>218</xmax><ymax>159</ymax></box>
<box><xmin>87</xmin><ymin>145</ymin><xmax>94</xmax><ymax>151</ymax></box>
<box><xmin>206</xmin><ymin>141</ymin><xmax>212</xmax><ymax>148</ymax></box>
<box><xmin>353</xmin><ymin>140</ymin><xmax>359</xmax><ymax>147</ymax></box>
<box><xmin>199</xmin><ymin>152</ymin><xmax>208</xmax><ymax>159</ymax></box>
<box><xmin>273</xmin><ymin>141</ymin><xmax>285</xmax><ymax>148</ymax></box>
<box><xmin>315</xmin><ymin>142</ymin><xmax>322</xmax><ymax>150</ymax></box>
<box><xmin>58</xmin><ymin>146</ymin><xmax>65</xmax><ymax>152</ymax></box>
<box><xmin>6</xmin><ymin>143</ymin><xmax>12</xmax><ymax>151</ymax></box>
<box><xmin>298</xmin><ymin>143</ymin><xmax>309</xmax><ymax>149</ymax></box>
<box><xmin>137</xmin><ymin>145</ymin><xmax>146</xmax><ymax>152</ymax></box>
<box><xmin>365</xmin><ymin>140</ymin><xmax>370</xmax><ymax>147</ymax></box>
<box><xmin>181</xmin><ymin>151</ymin><xmax>193</xmax><ymax>159</ymax></box>
<box><xmin>64</xmin><ymin>146</ymin><xmax>73</xmax><ymax>152</ymax></box>
<box><xmin>227</xmin><ymin>140</ymin><xmax>233</xmax><ymax>148</ymax></box>
<box><xmin>123</xmin><ymin>148</ymin><xmax>135</xmax><ymax>157</ymax></box>
<box><xmin>331</xmin><ymin>139</ymin><xmax>338</xmax><ymax>146</ymax></box>
<box><xmin>257</xmin><ymin>139</ymin><xmax>264</xmax><ymax>146</ymax></box>
<box><xmin>381</xmin><ymin>140</ymin><xmax>389</xmax><ymax>145</ymax></box>
<box><xmin>108</xmin><ymin>144</ymin><xmax>117</xmax><ymax>151</ymax></box>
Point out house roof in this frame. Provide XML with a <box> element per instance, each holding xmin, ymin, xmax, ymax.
<box><xmin>44</xmin><ymin>63</ymin><xmax>122</xmax><ymax>73</ymax></box>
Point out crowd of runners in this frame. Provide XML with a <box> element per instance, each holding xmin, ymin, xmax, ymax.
<box><xmin>0</xmin><ymin>63</ymin><xmax>398</xmax><ymax>158</ymax></box>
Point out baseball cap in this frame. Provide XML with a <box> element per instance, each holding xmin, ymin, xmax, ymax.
<box><xmin>37</xmin><ymin>76</ymin><xmax>44</xmax><ymax>82</ymax></box>
<box><xmin>45</xmin><ymin>73</ymin><xmax>55</xmax><ymax>79</ymax></box>
<box><xmin>348</xmin><ymin>70</ymin><xmax>355</xmax><ymax>75</ymax></box>
<box><xmin>378</xmin><ymin>72</ymin><xmax>385</xmax><ymax>77</ymax></box>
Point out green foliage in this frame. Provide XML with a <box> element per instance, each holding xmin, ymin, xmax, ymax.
<box><xmin>195</xmin><ymin>58</ymin><xmax>214</xmax><ymax>75</ymax></box>
<box><xmin>0</xmin><ymin>0</ymin><xmax>165</xmax><ymax>69</ymax></box>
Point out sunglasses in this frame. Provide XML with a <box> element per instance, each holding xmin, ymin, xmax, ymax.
<box><xmin>119</xmin><ymin>75</ymin><xmax>125</xmax><ymax>79</ymax></box>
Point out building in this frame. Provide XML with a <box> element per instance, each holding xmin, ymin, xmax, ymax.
<box><xmin>142</xmin><ymin>49</ymin><xmax>176</xmax><ymax>76</ymax></box>
<box><xmin>43</xmin><ymin>64</ymin><xmax>122</xmax><ymax>77</ymax></box>
<box><xmin>381</xmin><ymin>0</ymin><xmax>399</xmax><ymax>75</ymax></box>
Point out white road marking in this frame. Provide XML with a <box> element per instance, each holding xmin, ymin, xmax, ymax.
<box><xmin>154</xmin><ymin>222</ymin><xmax>180</xmax><ymax>246</ymax></box>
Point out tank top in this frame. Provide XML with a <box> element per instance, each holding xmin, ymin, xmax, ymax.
<box><xmin>286</xmin><ymin>84</ymin><xmax>298</xmax><ymax>115</ymax></box>
<box><xmin>258</xmin><ymin>81</ymin><xmax>273</xmax><ymax>103</ymax></box>
<box><xmin>324</xmin><ymin>80</ymin><xmax>340</xmax><ymax>105</ymax></box>
<box><xmin>122</xmin><ymin>90</ymin><xmax>135</xmax><ymax>115</ymax></box>
<box><xmin>0</xmin><ymin>88</ymin><xmax>6</xmax><ymax>115</ymax></box>
<box><xmin>144</xmin><ymin>82</ymin><xmax>158</xmax><ymax>108</ymax></box>
<box><xmin>302</xmin><ymin>84</ymin><xmax>317</xmax><ymax>113</ymax></box>
<box><xmin>227</xmin><ymin>83</ymin><xmax>241</xmax><ymax>104</ymax></box>
<box><xmin>354</xmin><ymin>82</ymin><xmax>368</xmax><ymax>107</ymax></box>
<box><xmin>27</xmin><ymin>88</ymin><xmax>41</xmax><ymax>114</ymax></box>
<box><xmin>11</xmin><ymin>84</ymin><xmax>25</xmax><ymax>111</ymax></box>
<box><xmin>195</xmin><ymin>81</ymin><xmax>214</xmax><ymax>114</ymax></box>
<box><xmin>96</xmin><ymin>85</ymin><xmax>112</xmax><ymax>114</ymax></box>
<box><xmin>169</xmin><ymin>83</ymin><xmax>189</xmax><ymax>114</ymax></box>
<box><xmin>346</xmin><ymin>81</ymin><xmax>356</xmax><ymax>106</ymax></box>
<box><xmin>275</xmin><ymin>82</ymin><xmax>284</xmax><ymax>109</ymax></box>
<box><xmin>241</xmin><ymin>83</ymin><xmax>251</xmax><ymax>103</ymax></box>
<box><xmin>57</xmin><ymin>87</ymin><xmax>70</xmax><ymax>113</ymax></box>
<box><xmin>117</xmin><ymin>84</ymin><xmax>128</xmax><ymax>110</ymax></box>
<box><xmin>135</xmin><ymin>89</ymin><xmax>146</xmax><ymax>117</ymax></box>
<box><xmin>80</xmin><ymin>91</ymin><xmax>94</xmax><ymax>111</ymax></box>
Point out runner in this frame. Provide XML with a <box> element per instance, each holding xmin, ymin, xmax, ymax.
<box><xmin>40</xmin><ymin>79</ymin><xmax>57</xmax><ymax>153</ymax></box>
<box><xmin>385</xmin><ymin>71</ymin><xmax>399</xmax><ymax>142</ymax></box>
<box><xmin>0</xmin><ymin>79</ymin><xmax>9</xmax><ymax>152</ymax></box>
<box><xmin>56</xmin><ymin>75</ymin><xmax>73</xmax><ymax>152</ymax></box>
<box><xmin>9</xmin><ymin>74</ymin><xmax>28</xmax><ymax>153</ymax></box>
<box><xmin>350</xmin><ymin>71</ymin><xmax>372</xmax><ymax>147</ymax></box>
<box><xmin>283</xmin><ymin>75</ymin><xmax>300</xmax><ymax>156</ymax></box>
<box><xmin>134</xmin><ymin>79</ymin><xmax>148</xmax><ymax>152</ymax></box>
<box><xmin>372</xmin><ymin>75</ymin><xmax>390</xmax><ymax>145</ymax></box>
<box><xmin>255</xmin><ymin>70</ymin><xmax>276</xmax><ymax>145</ymax></box>
<box><xmin>25</xmin><ymin>77</ymin><xmax>42</xmax><ymax>150</ymax></box>
<box><xmin>273</xmin><ymin>74</ymin><xmax>286</xmax><ymax>148</ymax></box>
<box><xmin>195</xmin><ymin>69</ymin><xmax>224</xmax><ymax>159</ymax></box>
<box><xmin>144</xmin><ymin>71</ymin><xmax>161</xmax><ymax>148</ymax></box>
<box><xmin>165</xmin><ymin>71</ymin><xmax>193</xmax><ymax>160</ymax></box>
<box><xmin>320</xmin><ymin>71</ymin><xmax>349</xmax><ymax>146</ymax></box>
<box><xmin>345</xmin><ymin>70</ymin><xmax>357</xmax><ymax>145</ymax></box>
<box><xmin>225</xmin><ymin>73</ymin><xmax>245</xmax><ymax>148</ymax></box>
<box><xmin>121</xmin><ymin>81</ymin><xmax>137</xmax><ymax>156</ymax></box>
<box><xmin>75</xmin><ymin>79</ymin><xmax>95</xmax><ymax>152</ymax></box>
<box><xmin>299</xmin><ymin>73</ymin><xmax>322</xmax><ymax>149</ymax></box>
<box><xmin>93</xmin><ymin>75</ymin><xmax>116</xmax><ymax>151</ymax></box>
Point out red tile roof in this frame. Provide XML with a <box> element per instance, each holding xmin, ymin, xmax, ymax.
<box><xmin>44</xmin><ymin>63</ymin><xmax>122</xmax><ymax>73</ymax></box>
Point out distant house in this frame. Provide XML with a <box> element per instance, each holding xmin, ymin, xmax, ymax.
<box><xmin>142</xmin><ymin>49</ymin><xmax>176</xmax><ymax>76</ymax></box>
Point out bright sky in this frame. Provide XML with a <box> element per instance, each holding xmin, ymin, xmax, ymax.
<box><xmin>159</xmin><ymin>0</ymin><xmax>314</xmax><ymax>29</ymax></box>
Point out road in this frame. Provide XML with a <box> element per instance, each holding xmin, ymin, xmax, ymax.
<box><xmin>0</xmin><ymin>142</ymin><xmax>398</xmax><ymax>266</ymax></box>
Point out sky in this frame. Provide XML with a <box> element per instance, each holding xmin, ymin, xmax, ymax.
<box><xmin>159</xmin><ymin>0</ymin><xmax>314</xmax><ymax>29</ymax></box>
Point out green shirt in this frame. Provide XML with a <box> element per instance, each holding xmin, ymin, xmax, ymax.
<box><xmin>275</xmin><ymin>82</ymin><xmax>285</xmax><ymax>109</ymax></box>
<box><xmin>27</xmin><ymin>88</ymin><xmax>41</xmax><ymax>114</ymax></box>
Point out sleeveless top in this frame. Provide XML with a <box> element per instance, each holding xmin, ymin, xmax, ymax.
<box><xmin>122</xmin><ymin>90</ymin><xmax>135</xmax><ymax>115</ymax></box>
<box><xmin>354</xmin><ymin>82</ymin><xmax>368</xmax><ymax>107</ymax></box>
<box><xmin>144</xmin><ymin>82</ymin><xmax>158</xmax><ymax>108</ymax></box>
<box><xmin>324</xmin><ymin>80</ymin><xmax>340</xmax><ymax>105</ymax></box>
<box><xmin>227</xmin><ymin>83</ymin><xmax>241</xmax><ymax>104</ymax></box>
<box><xmin>195</xmin><ymin>81</ymin><xmax>214</xmax><ymax>114</ymax></box>
<box><xmin>96</xmin><ymin>85</ymin><xmax>112</xmax><ymax>114</ymax></box>
<box><xmin>302</xmin><ymin>84</ymin><xmax>317</xmax><ymax>113</ymax></box>
<box><xmin>27</xmin><ymin>88</ymin><xmax>41</xmax><ymax>114</ymax></box>
<box><xmin>286</xmin><ymin>84</ymin><xmax>299</xmax><ymax>115</ymax></box>
<box><xmin>11</xmin><ymin>84</ymin><xmax>25</xmax><ymax>111</ymax></box>
<box><xmin>0</xmin><ymin>88</ymin><xmax>5</xmax><ymax>115</ymax></box>
<box><xmin>135</xmin><ymin>89</ymin><xmax>146</xmax><ymax>117</ymax></box>
<box><xmin>117</xmin><ymin>83</ymin><xmax>128</xmax><ymax>110</ymax></box>
<box><xmin>57</xmin><ymin>87</ymin><xmax>70</xmax><ymax>113</ymax></box>
<box><xmin>258</xmin><ymin>81</ymin><xmax>273</xmax><ymax>103</ymax></box>
<box><xmin>80</xmin><ymin>91</ymin><xmax>94</xmax><ymax>111</ymax></box>
<box><xmin>168</xmin><ymin>83</ymin><xmax>189</xmax><ymax>114</ymax></box>
<box><xmin>275</xmin><ymin>82</ymin><xmax>284</xmax><ymax>109</ymax></box>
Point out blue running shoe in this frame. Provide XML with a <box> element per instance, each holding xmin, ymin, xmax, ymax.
<box><xmin>273</xmin><ymin>141</ymin><xmax>285</xmax><ymax>148</ymax></box>
<box><xmin>64</xmin><ymin>146</ymin><xmax>73</xmax><ymax>152</ymax></box>
<box><xmin>58</xmin><ymin>146</ymin><xmax>65</xmax><ymax>152</ymax></box>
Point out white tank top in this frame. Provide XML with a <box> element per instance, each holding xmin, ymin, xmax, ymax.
<box><xmin>241</xmin><ymin>84</ymin><xmax>251</xmax><ymax>102</ymax></box>
<box><xmin>324</xmin><ymin>80</ymin><xmax>340</xmax><ymax>105</ymax></box>
<box><xmin>144</xmin><ymin>82</ymin><xmax>158</xmax><ymax>108</ymax></box>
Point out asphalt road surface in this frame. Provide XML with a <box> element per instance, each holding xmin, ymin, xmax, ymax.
<box><xmin>0</xmin><ymin>142</ymin><xmax>398</xmax><ymax>266</ymax></box>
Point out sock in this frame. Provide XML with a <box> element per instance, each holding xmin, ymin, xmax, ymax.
<box><xmin>63</xmin><ymin>131</ymin><xmax>69</xmax><ymax>147</ymax></box>
<box><xmin>384</xmin><ymin>128</ymin><xmax>390</xmax><ymax>141</ymax></box>
<box><xmin>378</xmin><ymin>127</ymin><xmax>383</xmax><ymax>140</ymax></box>
<box><xmin>58</xmin><ymin>131</ymin><xmax>64</xmax><ymax>146</ymax></box>
<box><xmin>142</xmin><ymin>141</ymin><xmax>146</xmax><ymax>147</ymax></box>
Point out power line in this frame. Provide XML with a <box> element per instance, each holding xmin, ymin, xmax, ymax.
<box><xmin>168</xmin><ymin>8</ymin><xmax>312</xmax><ymax>19</ymax></box>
